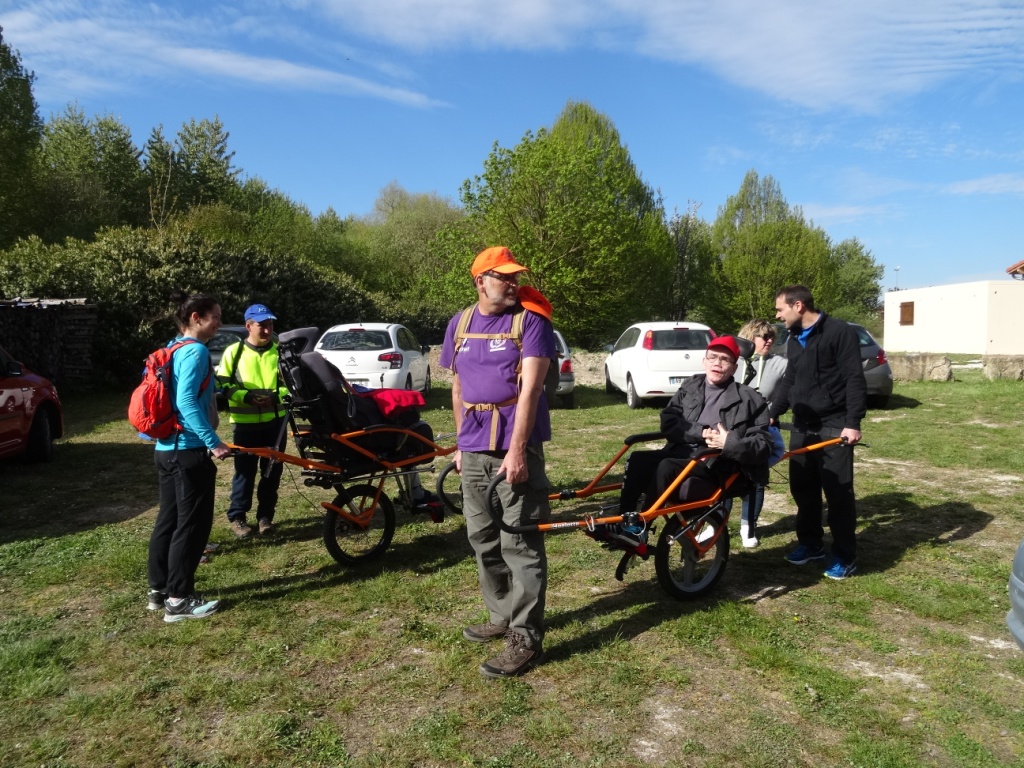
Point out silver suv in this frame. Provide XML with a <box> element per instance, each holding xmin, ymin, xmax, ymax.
<box><xmin>546</xmin><ymin>329</ymin><xmax>576</xmax><ymax>409</ymax></box>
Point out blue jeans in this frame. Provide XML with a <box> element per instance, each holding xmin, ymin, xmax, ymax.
<box><xmin>740</xmin><ymin>484</ymin><xmax>765</xmax><ymax>530</ymax></box>
<box><xmin>227</xmin><ymin>418</ymin><xmax>287</xmax><ymax>523</ymax></box>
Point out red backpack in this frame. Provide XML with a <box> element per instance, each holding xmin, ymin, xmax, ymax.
<box><xmin>128</xmin><ymin>339</ymin><xmax>211</xmax><ymax>439</ymax></box>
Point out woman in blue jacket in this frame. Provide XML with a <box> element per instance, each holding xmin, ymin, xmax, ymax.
<box><xmin>147</xmin><ymin>292</ymin><xmax>232</xmax><ymax>622</ymax></box>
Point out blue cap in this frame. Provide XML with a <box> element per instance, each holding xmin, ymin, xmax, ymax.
<box><xmin>244</xmin><ymin>304</ymin><xmax>276</xmax><ymax>322</ymax></box>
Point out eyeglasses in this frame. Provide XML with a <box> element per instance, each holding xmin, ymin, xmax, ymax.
<box><xmin>481</xmin><ymin>270</ymin><xmax>518</xmax><ymax>284</ymax></box>
<box><xmin>705</xmin><ymin>353</ymin><xmax>736</xmax><ymax>365</ymax></box>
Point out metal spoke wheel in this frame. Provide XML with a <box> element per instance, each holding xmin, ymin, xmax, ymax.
<box><xmin>654</xmin><ymin>509</ymin><xmax>729</xmax><ymax>599</ymax></box>
<box><xmin>323</xmin><ymin>484</ymin><xmax>396</xmax><ymax>565</ymax></box>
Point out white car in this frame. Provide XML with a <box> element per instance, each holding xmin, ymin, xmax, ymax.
<box><xmin>604</xmin><ymin>321</ymin><xmax>714</xmax><ymax>408</ymax></box>
<box><xmin>315</xmin><ymin>323</ymin><xmax>431</xmax><ymax>392</ymax></box>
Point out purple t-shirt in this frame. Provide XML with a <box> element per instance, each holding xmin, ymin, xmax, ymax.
<box><xmin>440</xmin><ymin>306</ymin><xmax>555</xmax><ymax>452</ymax></box>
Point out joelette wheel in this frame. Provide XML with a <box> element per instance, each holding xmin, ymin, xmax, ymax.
<box><xmin>436</xmin><ymin>461</ymin><xmax>463</xmax><ymax>515</ymax></box>
<box><xmin>654</xmin><ymin>510</ymin><xmax>729</xmax><ymax>599</ymax></box>
<box><xmin>323</xmin><ymin>484</ymin><xmax>396</xmax><ymax>565</ymax></box>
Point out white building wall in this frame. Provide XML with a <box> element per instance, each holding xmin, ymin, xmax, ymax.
<box><xmin>883</xmin><ymin>281</ymin><xmax>1024</xmax><ymax>354</ymax></box>
<box><xmin>986</xmin><ymin>283</ymin><xmax>1024</xmax><ymax>355</ymax></box>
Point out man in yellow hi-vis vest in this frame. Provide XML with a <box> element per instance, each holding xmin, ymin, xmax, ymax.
<box><xmin>216</xmin><ymin>304</ymin><xmax>289</xmax><ymax>538</ymax></box>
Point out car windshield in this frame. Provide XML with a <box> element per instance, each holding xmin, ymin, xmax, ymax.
<box><xmin>320</xmin><ymin>330</ymin><xmax>392</xmax><ymax>351</ymax></box>
<box><xmin>207</xmin><ymin>330</ymin><xmax>244</xmax><ymax>352</ymax></box>
<box><xmin>651</xmin><ymin>330</ymin><xmax>711</xmax><ymax>350</ymax></box>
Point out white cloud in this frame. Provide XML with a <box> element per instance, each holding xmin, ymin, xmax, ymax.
<box><xmin>6</xmin><ymin>0</ymin><xmax>1024</xmax><ymax>111</ymax></box>
<box><xmin>5</xmin><ymin>1</ymin><xmax>443</xmax><ymax>108</ymax></box>
<box><xmin>799</xmin><ymin>202</ymin><xmax>892</xmax><ymax>226</ymax></box>
<box><xmin>312</xmin><ymin>0</ymin><xmax>1024</xmax><ymax>109</ymax></box>
<box><xmin>944</xmin><ymin>174</ymin><xmax>1024</xmax><ymax>195</ymax></box>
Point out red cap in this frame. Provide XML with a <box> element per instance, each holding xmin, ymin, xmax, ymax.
<box><xmin>470</xmin><ymin>246</ymin><xmax>529</xmax><ymax>278</ymax></box>
<box><xmin>706</xmin><ymin>335</ymin><xmax>740</xmax><ymax>361</ymax></box>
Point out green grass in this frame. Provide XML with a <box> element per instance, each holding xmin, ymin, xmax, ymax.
<box><xmin>1</xmin><ymin>369</ymin><xmax>1023</xmax><ymax>766</ymax></box>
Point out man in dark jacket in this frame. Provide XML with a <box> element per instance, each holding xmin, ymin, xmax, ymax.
<box><xmin>769</xmin><ymin>284</ymin><xmax>866</xmax><ymax>579</ymax></box>
<box><xmin>617</xmin><ymin>335</ymin><xmax>773</xmax><ymax>526</ymax></box>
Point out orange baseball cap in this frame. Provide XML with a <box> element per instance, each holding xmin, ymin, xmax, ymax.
<box><xmin>470</xmin><ymin>246</ymin><xmax>530</xmax><ymax>278</ymax></box>
<box><xmin>517</xmin><ymin>285</ymin><xmax>552</xmax><ymax>321</ymax></box>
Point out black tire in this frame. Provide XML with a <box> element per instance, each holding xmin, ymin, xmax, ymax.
<box><xmin>561</xmin><ymin>391</ymin><xmax>576</xmax><ymax>410</ymax></box>
<box><xmin>654</xmin><ymin>510</ymin><xmax>730</xmax><ymax>600</ymax></box>
<box><xmin>605</xmin><ymin>367</ymin><xmax>615</xmax><ymax>394</ymax></box>
<box><xmin>421</xmin><ymin>367</ymin><xmax>432</xmax><ymax>394</ymax></box>
<box><xmin>323</xmin><ymin>484</ymin><xmax>396</xmax><ymax>565</ymax></box>
<box><xmin>626</xmin><ymin>376</ymin><xmax>643</xmax><ymax>409</ymax></box>
<box><xmin>867</xmin><ymin>394</ymin><xmax>889</xmax><ymax>410</ymax></box>
<box><xmin>25</xmin><ymin>408</ymin><xmax>54</xmax><ymax>463</ymax></box>
<box><xmin>436</xmin><ymin>462</ymin><xmax>463</xmax><ymax>515</ymax></box>
<box><xmin>405</xmin><ymin>374</ymin><xmax>413</xmax><ymax>390</ymax></box>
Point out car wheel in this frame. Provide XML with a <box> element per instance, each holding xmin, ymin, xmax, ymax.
<box><xmin>25</xmin><ymin>408</ymin><xmax>55</xmax><ymax>463</ymax></box>
<box><xmin>561</xmin><ymin>391</ymin><xmax>576</xmax><ymax>410</ymax></box>
<box><xmin>405</xmin><ymin>374</ymin><xmax>413</xmax><ymax>390</ymax></box>
<box><xmin>626</xmin><ymin>376</ymin><xmax>643</xmax><ymax>409</ymax></box>
<box><xmin>421</xmin><ymin>367</ymin><xmax>431</xmax><ymax>395</ymax></box>
<box><xmin>867</xmin><ymin>394</ymin><xmax>890</xmax><ymax>409</ymax></box>
<box><xmin>605</xmin><ymin>366</ymin><xmax>615</xmax><ymax>394</ymax></box>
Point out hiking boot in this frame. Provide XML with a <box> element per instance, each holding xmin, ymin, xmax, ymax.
<box><xmin>164</xmin><ymin>594</ymin><xmax>221</xmax><ymax>623</ymax></box>
<box><xmin>824</xmin><ymin>558</ymin><xmax>858</xmax><ymax>580</ymax></box>
<box><xmin>463</xmin><ymin>621</ymin><xmax>509</xmax><ymax>643</ymax></box>
<box><xmin>785</xmin><ymin>543</ymin><xmax>827</xmax><ymax>565</ymax></box>
<box><xmin>480</xmin><ymin>631</ymin><xmax>543</xmax><ymax>679</ymax></box>
<box><xmin>230</xmin><ymin>519</ymin><xmax>253</xmax><ymax>538</ymax></box>
<box><xmin>147</xmin><ymin>589</ymin><xmax>166</xmax><ymax>611</ymax></box>
<box><xmin>258</xmin><ymin>518</ymin><xmax>274</xmax><ymax>535</ymax></box>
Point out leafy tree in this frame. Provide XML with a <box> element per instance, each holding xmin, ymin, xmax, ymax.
<box><xmin>343</xmin><ymin>182</ymin><xmax>464</xmax><ymax>336</ymax></box>
<box><xmin>175</xmin><ymin>116</ymin><xmax>239</xmax><ymax>209</ymax></box>
<box><xmin>455</xmin><ymin>101</ymin><xmax>674</xmax><ymax>346</ymax></box>
<box><xmin>36</xmin><ymin>105</ymin><xmax>145</xmax><ymax>241</ymax></box>
<box><xmin>0</xmin><ymin>226</ymin><xmax>378</xmax><ymax>384</ymax></box>
<box><xmin>712</xmin><ymin>170</ymin><xmax>834</xmax><ymax>331</ymax></box>
<box><xmin>143</xmin><ymin>125</ymin><xmax>179</xmax><ymax>228</ymax></box>
<box><xmin>667</xmin><ymin>204</ymin><xmax>715</xmax><ymax>323</ymax></box>
<box><xmin>0</xmin><ymin>27</ymin><xmax>42</xmax><ymax>248</ymax></box>
<box><xmin>821</xmin><ymin>237</ymin><xmax>884</xmax><ymax>324</ymax></box>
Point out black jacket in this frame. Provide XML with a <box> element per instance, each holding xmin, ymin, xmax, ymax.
<box><xmin>660</xmin><ymin>374</ymin><xmax>773</xmax><ymax>484</ymax></box>
<box><xmin>768</xmin><ymin>312</ymin><xmax>867</xmax><ymax>431</ymax></box>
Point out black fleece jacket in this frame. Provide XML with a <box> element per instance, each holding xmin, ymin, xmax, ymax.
<box><xmin>768</xmin><ymin>312</ymin><xmax>867</xmax><ymax>431</ymax></box>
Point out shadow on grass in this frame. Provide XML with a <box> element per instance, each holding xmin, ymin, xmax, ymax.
<box><xmin>545</xmin><ymin>577</ymin><xmax>722</xmax><ymax>662</ymax></box>
<box><xmin>876</xmin><ymin>393</ymin><xmax>922</xmax><ymax>411</ymax></box>
<box><xmin>219</xmin><ymin>515</ymin><xmax>474</xmax><ymax>601</ymax></box>
<box><xmin>1</xmin><ymin>438</ymin><xmax>158</xmax><ymax>543</ymax></box>
<box><xmin>729</xmin><ymin>490</ymin><xmax>993</xmax><ymax>585</ymax></box>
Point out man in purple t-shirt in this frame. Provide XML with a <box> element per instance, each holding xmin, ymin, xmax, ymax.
<box><xmin>439</xmin><ymin>246</ymin><xmax>555</xmax><ymax>679</ymax></box>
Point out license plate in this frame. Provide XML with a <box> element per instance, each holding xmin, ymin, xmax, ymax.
<box><xmin>669</xmin><ymin>377</ymin><xmax>683</xmax><ymax>385</ymax></box>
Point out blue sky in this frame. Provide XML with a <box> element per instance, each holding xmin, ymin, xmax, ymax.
<box><xmin>4</xmin><ymin>0</ymin><xmax>1024</xmax><ymax>291</ymax></box>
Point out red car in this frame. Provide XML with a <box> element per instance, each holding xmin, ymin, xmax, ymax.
<box><xmin>0</xmin><ymin>344</ymin><xmax>64</xmax><ymax>462</ymax></box>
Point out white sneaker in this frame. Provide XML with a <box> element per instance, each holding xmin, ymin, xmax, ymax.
<box><xmin>695</xmin><ymin>523</ymin><xmax>716</xmax><ymax>544</ymax></box>
<box><xmin>740</xmin><ymin>524</ymin><xmax>759</xmax><ymax>548</ymax></box>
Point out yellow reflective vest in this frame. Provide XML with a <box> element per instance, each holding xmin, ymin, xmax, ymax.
<box><xmin>215</xmin><ymin>341</ymin><xmax>288</xmax><ymax>424</ymax></box>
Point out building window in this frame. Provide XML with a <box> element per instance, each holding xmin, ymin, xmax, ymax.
<box><xmin>899</xmin><ymin>302</ymin><xmax>914</xmax><ymax>326</ymax></box>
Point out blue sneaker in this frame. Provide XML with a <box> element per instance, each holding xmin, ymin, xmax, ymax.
<box><xmin>824</xmin><ymin>559</ymin><xmax>857</xmax><ymax>580</ymax></box>
<box><xmin>785</xmin><ymin>543</ymin><xmax>827</xmax><ymax>565</ymax></box>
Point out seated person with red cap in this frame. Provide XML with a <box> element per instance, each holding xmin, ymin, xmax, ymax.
<box><xmin>610</xmin><ymin>335</ymin><xmax>774</xmax><ymax>546</ymax></box>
